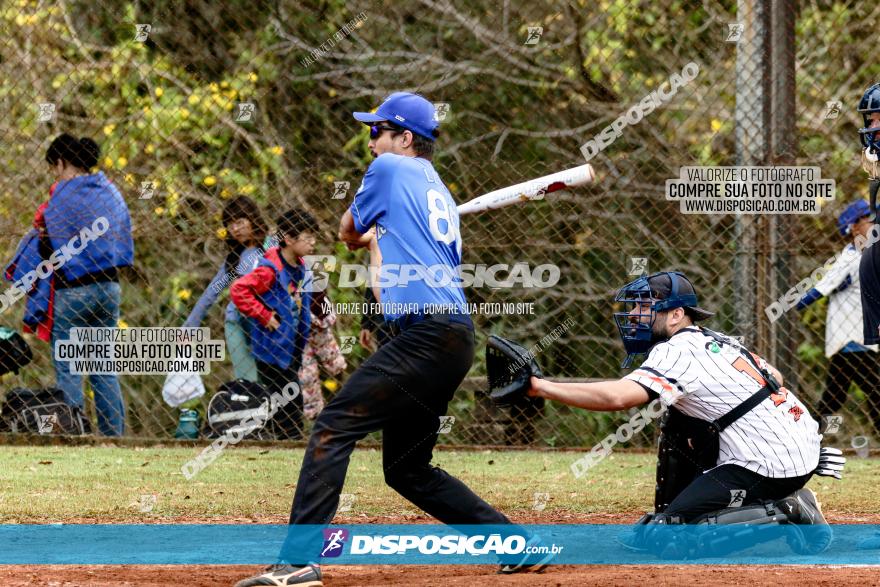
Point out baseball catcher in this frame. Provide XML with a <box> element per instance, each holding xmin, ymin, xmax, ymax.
<box><xmin>488</xmin><ymin>271</ymin><xmax>844</xmax><ymax>557</ymax></box>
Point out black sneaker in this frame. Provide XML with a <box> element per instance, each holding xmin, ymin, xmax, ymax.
<box><xmin>497</xmin><ymin>537</ymin><xmax>554</xmax><ymax>574</ymax></box>
<box><xmin>778</xmin><ymin>489</ymin><xmax>832</xmax><ymax>555</ymax></box>
<box><xmin>616</xmin><ymin>513</ymin><xmax>654</xmax><ymax>552</ymax></box>
<box><xmin>234</xmin><ymin>563</ymin><xmax>322</xmax><ymax>586</ymax></box>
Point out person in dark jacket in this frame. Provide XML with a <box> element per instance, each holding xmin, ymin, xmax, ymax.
<box><xmin>230</xmin><ymin>208</ymin><xmax>316</xmax><ymax>439</ymax></box>
<box><xmin>43</xmin><ymin>134</ymin><xmax>134</xmax><ymax>436</ymax></box>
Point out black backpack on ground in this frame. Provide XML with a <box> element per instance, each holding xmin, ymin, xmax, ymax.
<box><xmin>206</xmin><ymin>379</ymin><xmax>275</xmax><ymax>441</ymax></box>
<box><xmin>0</xmin><ymin>327</ymin><xmax>33</xmax><ymax>377</ymax></box>
<box><xmin>0</xmin><ymin>388</ymin><xmax>91</xmax><ymax>435</ymax></box>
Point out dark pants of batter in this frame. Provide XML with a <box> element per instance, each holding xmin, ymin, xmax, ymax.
<box><xmin>820</xmin><ymin>350</ymin><xmax>880</xmax><ymax>434</ymax></box>
<box><xmin>280</xmin><ymin>318</ymin><xmax>511</xmax><ymax>563</ymax></box>
<box><xmin>665</xmin><ymin>463</ymin><xmax>812</xmax><ymax>522</ymax></box>
<box><xmin>256</xmin><ymin>360</ymin><xmax>304</xmax><ymax>440</ymax></box>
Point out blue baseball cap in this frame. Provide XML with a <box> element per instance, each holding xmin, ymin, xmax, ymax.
<box><xmin>352</xmin><ymin>92</ymin><xmax>439</xmax><ymax>141</ymax></box>
<box><xmin>838</xmin><ymin>199</ymin><xmax>872</xmax><ymax>236</ymax></box>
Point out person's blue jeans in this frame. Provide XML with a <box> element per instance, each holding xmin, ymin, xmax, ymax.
<box><xmin>51</xmin><ymin>281</ymin><xmax>125</xmax><ymax>436</ymax></box>
<box><xmin>225</xmin><ymin>317</ymin><xmax>257</xmax><ymax>382</ymax></box>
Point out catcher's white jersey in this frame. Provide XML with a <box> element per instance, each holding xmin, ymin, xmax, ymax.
<box><xmin>625</xmin><ymin>327</ymin><xmax>820</xmax><ymax>478</ymax></box>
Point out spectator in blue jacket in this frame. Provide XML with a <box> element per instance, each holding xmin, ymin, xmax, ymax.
<box><xmin>43</xmin><ymin>134</ymin><xmax>134</xmax><ymax>436</ymax></box>
<box><xmin>230</xmin><ymin>208</ymin><xmax>316</xmax><ymax>439</ymax></box>
<box><xmin>183</xmin><ymin>197</ymin><xmax>268</xmax><ymax>382</ymax></box>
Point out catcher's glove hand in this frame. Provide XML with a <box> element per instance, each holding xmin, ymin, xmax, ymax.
<box><xmin>814</xmin><ymin>446</ymin><xmax>846</xmax><ymax>480</ymax></box>
<box><xmin>486</xmin><ymin>335</ymin><xmax>544</xmax><ymax>408</ymax></box>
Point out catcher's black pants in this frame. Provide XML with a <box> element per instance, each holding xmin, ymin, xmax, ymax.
<box><xmin>819</xmin><ymin>351</ymin><xmax>880</xmax><ymax>434</ymax></box>
<box><xmin>665</xmin><ymin>464</ymin><xmax>812</xmax><ymax>522</ymax></box>
<box><xmin>283</xmin><ymin>317</ymin><xmax>510</xmax><ymax>561</ymax></box>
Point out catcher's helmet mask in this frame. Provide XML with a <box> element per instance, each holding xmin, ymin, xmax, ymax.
<box><xmin>858</xmin><ymin>83</ymin><xmax>880</xmax><ymax>158</ymax></box>
<box><xmin>614</xmin><ymin>271</ymin><xmax>714</xmax><ymax>368</ymax></box>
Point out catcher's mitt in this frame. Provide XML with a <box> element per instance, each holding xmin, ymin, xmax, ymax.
<box><xmin>486</xmin><ymin>335</ymin><xmax>544</xmax><ymax>408</ymax></box>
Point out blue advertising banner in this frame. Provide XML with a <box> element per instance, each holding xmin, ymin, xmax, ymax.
<box><xmin>0</xmin><ymin>524</ymin><xmax>878</xmax><ymax>565</ymax></box>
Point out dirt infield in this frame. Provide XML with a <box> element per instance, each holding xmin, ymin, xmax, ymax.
<box><xmin>1</xmin><ymin>513</ymin><xmax>877</xmax><ymax>586</ymax></box>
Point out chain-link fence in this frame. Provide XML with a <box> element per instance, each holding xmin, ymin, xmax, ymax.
<box><xmin>0</xmin><ymin>0</ymin><xmax>877</xmax><ymax>451</ymax></box>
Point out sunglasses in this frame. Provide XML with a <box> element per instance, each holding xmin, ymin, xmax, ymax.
<box><xmin>369</xmin><ymin>124</ymin><xmax>401</xmax><ymax>139</ymax></box>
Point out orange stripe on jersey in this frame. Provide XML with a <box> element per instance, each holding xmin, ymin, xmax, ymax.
<box><xmin>732</xmin><ymin>356</ymin><xmax>767</xmax><ymax>386</ymax></box>
<box><xmin>632</xmin><ymin>370</ymin><xmax>674</xmax><ymax>393</ymax></box>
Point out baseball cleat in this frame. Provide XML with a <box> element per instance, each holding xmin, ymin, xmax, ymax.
<box><xmin>234</xmin><ymin>563</ymin><xmax>322</xmax><ymax>586</ymax></box>
<box><xmin>779</xmin><ymin>488</ymin><xmax>833</xmax><ymax>555</ymax></box>
<box><xmin>497</xmin><ymin>537</ymin><xmax>555</xmax><ymax>574</ymax></box>
<box><xmin>792</xmin><ymin>488</ymin><xmax>826</xmax><ymax>524</ymax></box>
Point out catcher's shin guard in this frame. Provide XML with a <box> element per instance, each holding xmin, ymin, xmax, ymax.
<box><xmin>694</xmin><ymin>502</ymin><xmax>790</xmax><ymax>525</ymax></box>
<box><xmin>688</xmin><ymin>501</ymin><xmax>794</xmax><ymax>557</ymax></box>
<box><xmin>625</xmin><ymin>502</ymin><xmax>801</xmax><ymax>559</ymax></box>
<box><xmin>693</xmin><ymin>491</ymin><xmax>831</xmax><ymax>557</ymax></box>
<box><xmin>622</xmin><ymin>490</ymin><xmax>832</xmax><ymax>559</ymax></box>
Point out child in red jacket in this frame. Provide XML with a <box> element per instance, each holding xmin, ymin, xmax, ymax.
<box><xmin>230</xmin><ymin>209</ymin><xmax>318</xmax><ymax>439</ymax></box>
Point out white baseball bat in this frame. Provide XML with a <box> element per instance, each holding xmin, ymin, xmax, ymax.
<box><xmin>456</xmin><ymin>164</ymin><xmax>595</xmax><ymax>216</ymax></box>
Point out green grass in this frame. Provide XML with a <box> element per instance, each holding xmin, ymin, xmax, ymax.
<box><xmin>0</xmin><ymin>445</ymin><xmax>876</xmax><ymax>522</ymax></box>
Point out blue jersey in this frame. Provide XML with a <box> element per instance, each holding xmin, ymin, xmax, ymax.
<box><xmin>349</xmin><ymin>153</ymin><xmax>467</xmax><ymax>320</ymax></box>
